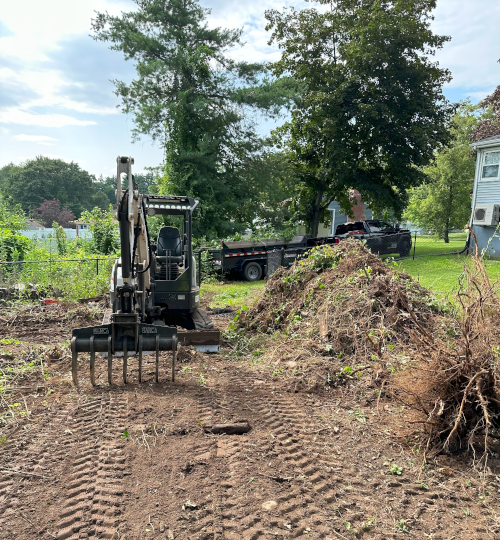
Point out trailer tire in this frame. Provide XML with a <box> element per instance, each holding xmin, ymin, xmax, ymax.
<box><xmin>243</xmin><ymin>262</ymin><xmax>263</xmax><ymax>282</ymax></box>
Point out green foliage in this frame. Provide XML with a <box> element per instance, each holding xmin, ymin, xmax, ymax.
<box><xmin>0</xmin><ymin>194</ymin><xmax>29</xmax><ymax>262</ymax></box>
<box><xmin>266</xmin><ymin>0</ymin><xmax>454</xmax><ymax>236</ymax></box>
<box><xmin>245</xmin><ymin>150</ymin><xmax>300</xmax><ymax>239</ymax></box>
<box><xmin>0</xmin><ymin>193</ymin><xmax>114</xmax><ymax>298</ymax></box>
<box><xmin>12</xmin><ymin>239</ymin><xmax>115</xmax><ymax>300</ymax></box>
<box><xmin>390</xmin><ymin>463</ymin><xmax>403</xmax><ymax>475</ymax></box>
<box><xmin>1</xmin><ymin>156</ymin><xmax>107</xmax><ymax>216</ymax></box>
<box><xmin>405</xmin><ymin>102</ymin><xmax>479</xmax><ymax>241</ymax></box>
<box><xmin>80</xmin><ymin>207</ymin><xmax>119</xmax><ymax>256</ymax></box>
<box><xmin>92</xmin><ymin>0</ymin><xmax>297</xmax><ymax>239</ymax></box>
<box><xmin>54</xmin><ymin>223</ymin><xmax>68</xmax><ymax>256</ymax></box>
<box><xmin>95</xmin><ymin>169</ymin><xmax>160</xmax><ymax>206</ymax></box>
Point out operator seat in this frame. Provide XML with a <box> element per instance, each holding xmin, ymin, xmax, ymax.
<box><xmin>157</xmin><ymin>226</ymin><xmax>183</xmax><ymax>280</ymax></box>
<box><xmin>157</xmin><ymin>226</ymin><xmax>182</xmax><ymax>257</ymax></box>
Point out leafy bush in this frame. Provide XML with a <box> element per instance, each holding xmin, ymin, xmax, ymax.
<box><xmin>80</xmin><ymin>206</ymin><xmax>119</xmax><ymax>255</ymax></box>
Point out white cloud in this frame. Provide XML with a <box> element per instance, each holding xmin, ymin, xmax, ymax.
<box><xmin>0</xmin><ymin>67</ymin><xmax>118</xmax><ymax>116</ymax></box>
<box><xmin>0</xmin><ymin>0</ymin><xmax>132</xmax><ymax>62</ymax></box>
<box><xmin>468</xmin><ymin>90</ymin><xmax>494</xmax><ymax>101</ymax></box>
<box><xmin>431</xmin><ymin>0</ymin><xmax>500</xmax><ymax>90</ymax></box>
<box><xmin>13</xmin><ymin>134</ymin><xmax>59</xmax><ymax>145</ymax></box>
<box><xmin>0</xmin><ymin>108</ymin><xmax>96</xmax><ymax>127</ymax></box>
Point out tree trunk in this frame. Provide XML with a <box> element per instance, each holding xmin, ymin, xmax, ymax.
<box><xmin>444</xmin><ymin>226</ymin><xmax>449</xmax><ymax>244</ymax></box>
<box><xmin>310</xmin><ymin>188</ymin><xmax>324</xmax><ymax>238</ymax></box>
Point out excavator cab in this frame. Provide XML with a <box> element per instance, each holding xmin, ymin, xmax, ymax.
<box><xmin>145</xmin><ymin>195</ymin><xmax>213</xmax><ymax>331</ymax></box>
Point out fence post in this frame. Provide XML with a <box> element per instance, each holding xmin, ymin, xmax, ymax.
<box><xmin>413</xmin><ymin>232</ymin><xmax>417</xmax><ymax>260</ymax></box>
<box><xmin>96</xmin><ymin>259</ymin><xmax>99</xmax><ymax>276</ymax></box>
<box><xmin>198</xmin><ymin>250</ymin><xmax>202</xmax><ymax>287</ymax></box>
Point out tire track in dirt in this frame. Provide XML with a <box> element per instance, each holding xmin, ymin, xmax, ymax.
<box><xmin>55</xmin><ymin>393</ymin><xmax>128</xmax><ymax>540</ymax></box>
<box><xmin>0</xmin><ymin>405</ymin><xmax>72</xmax><ymax>537</ymax></box>
<box><xmin>207</xmin><ymin>371</ymin><xmax>336</xmax><ymax>539</ymax></box>
<box><xmin>250</xmin><ymin>390</ymin><xmax>481</xmax><ymax>539</ymax></box>
<box><xmin>193</xmin><ymin>389</ymin><xmax>222</xmax><ymax>540</ymax></box>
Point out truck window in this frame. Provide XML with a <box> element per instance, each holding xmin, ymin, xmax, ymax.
<box><xmin>335</xmin><ymin>221</ymin><xmax>366</xmax><ymax>235</ymax></box>
<box><xmin>366</xmin><ymin>220</ymin><xmax>393</xmax><ymax>233</ymax></box>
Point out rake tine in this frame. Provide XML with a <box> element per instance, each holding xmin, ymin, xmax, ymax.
<box><xmin>89</xmin><ymin>336</ymin><xmax>95</xmax><ymax>386</ymax></box>
<box><xmin>155</xmin><ymin>335</ymin><xmax>159</xmax><ymax>383</ymax></box>
<box><xmin>138</xmin><ymin>335</ymin><xmax>143</xmax><ymax>383</ymax></box>
<box><xmin>123</xmin><ymin>338</ymin><xmax>128</xmax><ymax>384</ymax></box>
<box><xmin>71</xmin><ymin>337</ymin><xmax>78</xmax><ymax>386</ymax></box>
<box><xmin>107</xmin><ymin>336</ymin><xmax>113</xmax><ymax>385</ymax></box>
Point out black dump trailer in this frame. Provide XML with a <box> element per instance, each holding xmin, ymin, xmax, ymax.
<box><xmin>210</xmin><ymin>234</ymin><xmax>340</xmax><ymax>281</ymax></box>
<box><xmin>210</xmin><ymin>219</ymin><xmax>411</xmax><ymax>282</ymax></box>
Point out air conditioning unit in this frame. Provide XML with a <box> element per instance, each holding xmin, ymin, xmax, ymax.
<box><xmin>474</xmin><ymin>204</ymin><xmax>500</xmax><ymax>226</ymax></box>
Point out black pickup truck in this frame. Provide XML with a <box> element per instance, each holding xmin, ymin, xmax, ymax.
<box><xmin>335</xmin><ymin>219</ymin><xmax>412</xmax><ymax>257</ymax></box>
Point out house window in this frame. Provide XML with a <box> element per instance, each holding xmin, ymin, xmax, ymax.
<box><xmin>482</xmin><ymin>151</ymin><xmax>500</xmax><ymax>179</ymax></box>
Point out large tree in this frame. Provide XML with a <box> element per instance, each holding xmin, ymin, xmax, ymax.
<box><xmin>92</xmin><ymin>0</ymin><xmax>296</xmax><ymax>238</ymax></box>
<box><xmin>405</xmin><ymin>102</ymin><xmax>479</xmax><ymax>242</ymax></box>
<box><xmin>95</xmin><ymin>169</ymin><xmax>160</xmax><ymax>206</ymax></box>
<box><xmin>266</xmin><ymin>0</ymin><xmax>454</xmax><ymax>236</ymax></box>
<box><xmin>2</xmin><ymin>156</ymin><xmax>108</xmax><ymax>216</ymax></box>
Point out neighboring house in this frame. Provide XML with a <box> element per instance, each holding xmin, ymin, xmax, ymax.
<box><xmin>20</xmin><ymin>220</ymin><xmax>92</xmax><ymax>240</ymax></box>
<box><xmin>470</xmin><ymin>134</ymin><xmax>500</xmax><ymax>257</ymax></box>
<box><xmin>311</xmin><ymin>191</ymin><xmax>373</xmax><ymax>237</ymax></box>
<box><xmin>327</xmin><ymin>194</ymin><xmax>373</xmax><ymax>236</ymax></box>
<box><xmin>25</xmin><ymin>219</ymin><xmax>45</xmax><ymax>230</ymax></box>
<box><xmin>20</xmin><ymin>227</ymin><xmax>86</xmax><ymax>240</ymax></box>
<box><xmin>72</xmin><ymin>221</ymin><xmax>93</xmax><ymax>238</ymax></box>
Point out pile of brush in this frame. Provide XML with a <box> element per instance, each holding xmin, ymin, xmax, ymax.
<box><xmin>239</xmin><ymin>238</ymin><xmax>443</xmax><ymax>369</ymax></box>
<box><xmin>238</xmin><ymin>237</ymin><xmax>500</xmax><ymax>457</ymax></box>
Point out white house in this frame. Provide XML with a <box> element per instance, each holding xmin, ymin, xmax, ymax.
<box><xmin>470</xmin><ymin>134</ymin><xmax>500</xmax><ymax>257</ymax></box>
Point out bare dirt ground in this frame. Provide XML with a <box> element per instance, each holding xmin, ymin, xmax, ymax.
<box><xmin>1</xmin><ymin>302</ymin><xmax>500</xmax><ymax>540</ymax></box>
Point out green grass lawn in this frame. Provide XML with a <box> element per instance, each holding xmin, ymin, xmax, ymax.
<box><xmin>412</xmin><ymin>233</ymin><xmax>468</xmax><ymax>256</ymax></box>
<box><xmin>398</xmin><ymin>255</ymin><xmax>500</xmax><ymax>299</ymax></box>
<box><xmin>200</xmin><ymin>241</ymin><xmax>500</xmax><ymax>310</ymax></box>
<box><xmin>200</xmin><ymin>280</ymin><xmax>265</xmax><ymax>309</ymax></box>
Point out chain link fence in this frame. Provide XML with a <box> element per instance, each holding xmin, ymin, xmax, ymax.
<box><xmin>267</xmin><ymin>249</ymin><xmax>285</xmax><ymax>277</ymax></box>
<box><xmin>0</xmin><ymin>229</ymin><xmax>474</xmax><ymax>301</ymax></box>
<box><xmin>0</xmin><ymin>257</ymin><xmax>116</xmax><ymax>301</ymax></box>
<box><xmin>369</xmin><ymin>229</ymin><xmax>469</xmax><ymax>260</ymax></box>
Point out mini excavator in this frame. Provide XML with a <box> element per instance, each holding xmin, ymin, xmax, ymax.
<box><xmin>71</xmin><ymin>156</ymin><xmax>220</xmax><ymax>385</ymax></box>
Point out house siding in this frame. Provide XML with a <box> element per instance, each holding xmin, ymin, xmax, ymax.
<box><xmin>327</xmin><ymin>201</ymin><xmax>373</xmax><ymax>236</ymax></box>
<box><xmin>475</xmin><ymin>180</ymin><xmax>500</xmax><ymax>205</ymax></box>
<box><xmin>471</xmin><ymin>143</ymin><xmax>500</xmax><ymax>258</ymax></box>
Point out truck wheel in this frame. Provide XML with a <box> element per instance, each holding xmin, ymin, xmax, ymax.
<box><xmin>243</xmin><ymin>262</ymin><xmax>263</xmax><ymax>282</ymax></box>
<box><xmin>399</xmin><ymin>238</ymin><xmax>411</xmax><ymax>257</ymax></box>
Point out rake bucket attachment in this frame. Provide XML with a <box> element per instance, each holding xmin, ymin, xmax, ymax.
<box><xmin>71</xmin><ymin>314</ymin><xmax>177</xmax><ymax>386</ymax></box>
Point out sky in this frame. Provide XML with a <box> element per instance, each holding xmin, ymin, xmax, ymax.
<box><xmin>0</xmin><ymin>0</ymin><xmax>499</xmax><ymax>178</ymax></box>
